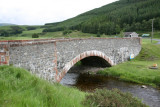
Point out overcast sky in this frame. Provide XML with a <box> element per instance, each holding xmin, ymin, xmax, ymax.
<box><xmin>0</xmin><ymin>0</ymin><xmax>118</xmax><ymax>25</ymax></box>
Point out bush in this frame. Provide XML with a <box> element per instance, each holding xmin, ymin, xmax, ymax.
<box><xmin>83</xmin><ymin>88</ymin><xmax>147</xmax><ymax>107</ymax></box>
<box><xmin>63</xmin><ymin>30</ymin><xmax>68</xmax><ymax>35</ymax></box>
<box><xmin>97</xmin><ymin>32</ymin><xmax>101</xmax><ymax>37</ymax></box>
<box><xmin>0</xmin><ymin>29</ymin><xmax>9</xmax><ymax>37</ymax></box>
<box><xmin>63</xmin><ymin>30</ymin><xmax>72</xmax><ymax>35</ymax></box>
<box><xmin>26</xmin><ymin>26</ymin><xmax>37</xmax><ymax>30</ymax></box>
<box><xmin>10</xmin><ymin>26</ymin><xmax>24</xmax><ymax>34</ymax></box>
<box><xmin>32</xmin><ymin>33</ymin><xmax>39</xmax><ymax>38</ymax></box>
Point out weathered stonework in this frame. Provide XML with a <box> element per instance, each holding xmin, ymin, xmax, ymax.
<box><xmin>0</xmin><ymin>38</ymin><xmax>141</xmax><ymax>82</ymax></box>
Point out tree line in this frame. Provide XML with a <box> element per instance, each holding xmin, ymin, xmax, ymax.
<box><xmin>43</xmin><ymin>0</ymin><xmax>160</xmax><ymax>35</ymax></box>
<box><xmin>0</xmin><ymin>26</ymin><xmax>38</xmax><ymax>37</ymax></box>
<box><xmin>0</xmin><ymin>26</ymin><xmax>24</xmax><ymax>37</ymax></box>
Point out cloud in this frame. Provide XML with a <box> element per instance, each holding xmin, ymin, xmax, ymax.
<box><xmin>0</xmin><ymin>0</ymin><xmax>117</xmax><ymax>25</ymax></box>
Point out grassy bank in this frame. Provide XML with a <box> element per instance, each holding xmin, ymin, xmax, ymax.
<box><xmin>0</xmin><ymin>65</ymin><xmax>85</xmax><ymax>107</ymax></box>
<box><xmin>98</xmin><ymin>39</ymin><xmax>160</xmax><ymax>87</ymax></box>
<box><xmin>0</xmin><ymin>65</ymin><xmax>147</xmax><ymax>107</ymax></box>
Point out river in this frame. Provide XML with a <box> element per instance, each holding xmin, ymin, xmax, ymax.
<box><xmin>60</xmin><ymin>72</ymin><xmax>160</xmax><ymax>107</ymax></box>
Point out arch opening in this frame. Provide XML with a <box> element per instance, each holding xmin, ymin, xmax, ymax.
<box><xmin>67</xmin><ymin>56</ymin><xmax>111</xmax><ymax>75</ymax></box>
<box><xmin>80</xmin><ymin>56</ymin><xmax>111</xmax><ymax>68</ymax></box>
<box><xmin>56</xmin><ymin>50</ymin><xmax>114</xmax><ymax>82</ymax></box>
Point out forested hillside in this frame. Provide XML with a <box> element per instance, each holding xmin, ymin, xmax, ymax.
<box><xmin>0</xmin><ymin>25</ymin><xmax>41</xmax><ymax>37</ymax></box>
<box><xmin>43</xmin><ymin>0</ymin><xmax>160</xmax><ymax>35</ymax></box>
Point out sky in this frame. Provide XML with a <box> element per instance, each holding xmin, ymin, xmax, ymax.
<box><xmin>0</xmin><ymin>0</ymin><xmax>118</xmax><ymax>25</ymax></box>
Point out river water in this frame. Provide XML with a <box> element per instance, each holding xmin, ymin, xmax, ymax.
<box><xmin>60</xmin><ymin>72</ymin><xmax>160</xmax><ymax>107</ymax></box>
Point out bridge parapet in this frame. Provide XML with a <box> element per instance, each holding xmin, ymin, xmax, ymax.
<box><xmin>0</xmin><ymin>38</ymin><xmax>141</xmax><ymax>82</ymax></box>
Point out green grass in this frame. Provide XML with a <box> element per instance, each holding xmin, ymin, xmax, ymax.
<box><xmin>0</xmin><ymin>65</ymin><xmax>85</xmax><ymax>107</ymax></box>
<box><xmin>20</xmin><ymin>28</ymin><xmax>44</xmax><ymax>36</ymax></box>
<box><xmin>141</xmin><ymin>38</ymin><xmax>158</xmax><ymax>44</ymax></box>
<box><xmin>0</xmin><ymin>30</ymin><xmax>111</xmax><ymax>40</ymax></box>
<box><xmin>152</xmin><ymin>31</ymin><xmax>160</xmax><ymax>38</ymax></box>
<box><xmin>97</xmin><ymin>39</ymin><xmax>160</xmax><ymax>87</ymax></box>
<box><xmin>40</xmin><ymin>30</ymin><xmax>114</xmax><ymax>38</ymax></box>
<box><xmin>0</xmin><ymin>25</ymin><xmax>29</xmax><ymax>31</ymax></box>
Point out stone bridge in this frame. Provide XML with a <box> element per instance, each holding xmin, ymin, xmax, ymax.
<box><xmin>0</xmin><ymin>38</ymin><xmax>141</xmax><ymax>82</ymax></box>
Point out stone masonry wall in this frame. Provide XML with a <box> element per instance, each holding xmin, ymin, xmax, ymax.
<box><xmin>1</xmin><ymin>39</ymin><xmax>57</xmax><ymax>82</ymax></box>
<box><xmin>55</xmin><ymin>38</ymin><xmax>141</xmax><ymax>81</ymax></box>
<box><xmin>0</xmin><ymin>38</ymin><xmax>141</xmax><ymax>82</ymax></box>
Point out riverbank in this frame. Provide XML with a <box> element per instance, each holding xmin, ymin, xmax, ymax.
<box><xmin>97</xmin><ymin>39</ymin><xmax>160</xmax><ymax>87</ymax></box>
<box><xmin>0</xmin><ymin>65</ymin><xmax>147</xmax><ymax>107</ymax></box>
<box><xmin>0</xmin><ymin>39</ymin><xmax>158</xmax><ymax>106</ymax></box>
<box><xmin>0</xmin><ymin>65</ymin><xmax>148</xmax><ymax>107</ymax></box>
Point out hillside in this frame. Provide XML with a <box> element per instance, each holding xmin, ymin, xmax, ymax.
<box><xmin>0</xmin><ymin>23</ymin><xmax>16</xmax><ymax>26</ymax></box>
<box><xmin>43</xmin><ymin>0</ymin><xmax>160</xmax><ymax>35</ymax></box>
<box><xmin>0</xmin><ymin>25</ymin><xmax>42</xmax><ymax>37</ymax></box>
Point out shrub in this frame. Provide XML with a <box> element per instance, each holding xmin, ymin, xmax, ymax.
<box><xmin>26</xmin><ymin>26</ymin><xmax>37</xmax><ymax>30</ymax></box>
<box><xmin>97</xmin><ymin>32</ymin><xmax>101</xmax><ymax>37</ymax></box>
<box><xmin>83</xmin><ymin>88</ymin><xmax>147</xmax><ymax>107</ymax></box>
<box><xmin>10</xmin><ymin>26</ymin><xmax>24</xmax><ymax>34</ymax></box>
<box><xmin>63</xmin><ymin>30</ymin><xmax>72</xmax><ymax>35</ymax></box>
<box><xmin>0</xmin><ymin>29</ymin><xmax>9</xmax><ymax>37</ymax></box>
<box><xmin>32</xmin><ymin>33</ymin><xmax>39</xmax><ymax>38</ymax></box>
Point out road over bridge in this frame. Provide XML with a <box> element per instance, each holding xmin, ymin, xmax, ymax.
<box><xmin>0</xmin><ymin>38</ymin><xmax>141</xmax><ymax>82</ymax></box>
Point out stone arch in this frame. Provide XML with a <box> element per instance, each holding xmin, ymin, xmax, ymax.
<box><xmin>55</xmin><ymin>50</ymin><xmax>114</xmax><ymax>82</ymax></box>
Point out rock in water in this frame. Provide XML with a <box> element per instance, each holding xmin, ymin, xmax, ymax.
<box><xmin>141</xmin><ymin>85</ymin><xmax>147</xmax><ymax>88</ymax></box>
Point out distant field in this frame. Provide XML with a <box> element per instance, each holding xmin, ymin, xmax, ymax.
<box><xmin>0</xmin><ymin>25</ymin><xmax>160</xmax><ymax>40</ymax></box>
<box><xmin>19</xmin><ymin>28</ymin><xmax>44</xmax><ymax>37</ymax></box>
<box><xmin>0</xmin><ymin>29</ymin><xmax>111</xmax><ymax>40</ymax></box>
<box><xmin>0</xmin><ymin>25</ymin><xmax>27</xmax><ymax>30</ymax></box>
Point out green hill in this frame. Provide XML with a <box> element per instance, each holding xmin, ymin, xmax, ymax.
<box><xmin>43</xmin><ymin>0</ymin><xmax>160</xmax><ymax>35</ymax></box>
